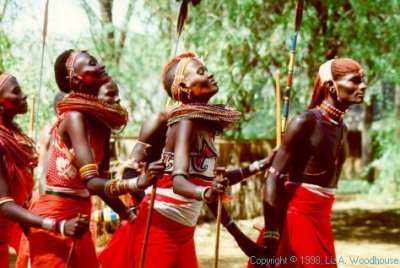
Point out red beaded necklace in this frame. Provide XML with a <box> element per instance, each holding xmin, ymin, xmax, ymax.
<box><xmin>0</xmin><ymin>124</ymin><xmax>38</xmax><ymax>168</ymax></box>
<box><xmin>57</xmin><ymin>93</ymin><xmax>128</xmax><ymax>130</ymax></box>
<box><xmin>168</xmin><ymin>103</ymin><xmax>240</xmax><ymax>131</ymax></box>
<box><xmin>318</xmin><ymin>101</ymin><xmax>345</xmax><ymax>125</ymax></box>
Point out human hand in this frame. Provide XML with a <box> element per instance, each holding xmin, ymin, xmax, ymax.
<box><xmin>204</xmin><ymin>173</ymin><xmax>228</xmax><ymax>203</ymax></box>
<box><xmin>63</xmin><ymin>214</ymin><xmax>90</xmax><ymax>237</ymax></box>
<box><xmin>138</xmin><ymin>159</ymin><xmax>165</xmax><ymax>189</ymax></box>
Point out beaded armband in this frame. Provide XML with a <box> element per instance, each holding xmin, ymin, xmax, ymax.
<box><xmin>268</xmin><ymin>167</ymin><xmax>288</xmax><ymax>180</ymax></box>
<box><xmin>263</xmin><ymin>230</ymin><xmax>280</xmax><ymax>240</ymax></box>
<box><xmin>79</xmin><ymin>164</ymin><xmax>99</xmax><ymax>181</ymax></box>
<box><xmin>172</xmin><ymin>170</ymin><xmax>189</xmax><ymax>180</ymax></box>
<box><xmin>0</xmin><ymin>196</ymin><xmax>15</xmax><ymax>206</ymax></box>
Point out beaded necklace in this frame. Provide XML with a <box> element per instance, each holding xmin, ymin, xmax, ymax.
<box><xmin>0</xmin><ymin>124</ymin><xmax>38</xmax><ymax>168</ymax></box>
<box><xmin>318</xmin><ymin>101</ymin><xmax>345</xmax><ymax>125</ymax></box>
<box><xmin>57</xmin><ymin>93</ymin><xmax>128</xmax><ymax>130</ymax></box>
<box><xmin>168</xmin><ymin>103</ymin><xmax>240</xmax><ymax>131</ymax></box>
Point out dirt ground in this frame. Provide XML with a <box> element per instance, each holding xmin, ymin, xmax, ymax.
<box><xmin>9</xmin><ymin>194</ymin><xmax>400</xmax><ymax>267</ymax></box>
<box><xmin>196</xmin><ymin>194</ymin><xmax>400</xmax><ymax>268</ymax></box>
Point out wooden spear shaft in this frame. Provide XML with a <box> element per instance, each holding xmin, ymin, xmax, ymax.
<box><xmin>213</xmin><ymin>167</ymin><xmax>226</xmax><ymax>268</ymax></box>
<box><xmin>138</xmin><ymin>185</ymin><xmax>157</xmax><ymax>268</ymax></box>
<box><xmin>281</xmin><ymin>0</ymin><xmax>304</xmax><ymax>135</ymax></box>
<box><xmin>276</xmin><ymin>71</ymin><xmax>282</xmax><ymax>147</ymax></box>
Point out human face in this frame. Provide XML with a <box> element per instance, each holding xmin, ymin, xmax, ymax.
<box><xmin>72</xmin><ymin>52</ymin><xmax>110</xmax><ymax>92</ymax></box>
<box><xmin>183</xmin><ymin>60</ymin><xmax>218</xmax><ymax>102</ymax></box>
<box><xmin>335</xmin><ymin>69</ymin><xmax>367</xmax><ymax>105</ymax></box>
<box><xmin>98</xmin><ymin>80</ymin><xmax>121</xmax><ymax>105</ymax></box>
<box><xmin>0</xmin><ymin>76</ymin><xmax>28</xmax><ymax>115</ymax></box>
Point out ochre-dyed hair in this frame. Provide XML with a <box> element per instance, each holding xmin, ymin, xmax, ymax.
<box><xmin>161</xmin><ymin>52</ymin><xmax>197</xmax><ymax>98</ymax></box>
<box><xmin>308</xmin><ymin>58</ymin><xmax>362</xmax><ymax>109</ymax></box>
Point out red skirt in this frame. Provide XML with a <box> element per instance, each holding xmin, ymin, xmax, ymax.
<box><xmin>22</xmin><ymin>194</ymin><xmax>98</xmax><ymax>268</ymax></box>
<box><xmin>248</xmin><ymin>183</ymin><xmax>336</xmax><ymax>268</ymax></box>
<box><xmin>99</xmin><ymin>199</ymin><xmax>198</xmax><ymax>268</ymax></box>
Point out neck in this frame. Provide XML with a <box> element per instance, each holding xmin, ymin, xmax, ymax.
<box><xmin>0</xmin><ymin>113</ymin><xmax>16</xmax><ymax>128</ymax></box>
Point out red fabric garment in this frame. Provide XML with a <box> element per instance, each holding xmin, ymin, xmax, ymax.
<box><xmin>22</xmin><ymin>194</ymin><xmax>98</xmax><ymax>268</ymax></box>
<box><xmin>248</xmin><ymin>183</ymin><xmax>336</xmax><ymax>268</ymax></box>
<box><xmin>99</xmin><ymin>200</ymin><xmax>198</xmax><ymax>268</ymax></box>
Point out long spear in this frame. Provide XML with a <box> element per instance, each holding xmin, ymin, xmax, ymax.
<box><xmin>281</xmin><ymin>0</ymin><xmax>304</xmax><ymax>135</ymax></box>
<box><xmin>34</xmin><ymin>0</ymin><xmax>50</xmax><ymax>142</ymax></box>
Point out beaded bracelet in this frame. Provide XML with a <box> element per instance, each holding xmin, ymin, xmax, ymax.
<box><xmin>202</xmin><ymin>186</ymin><xmax>212</xmax><ymax>203</ymax></box>
<box><xmin>42</xmin><ymin>218</ymin><xmax>57</xmax><ymax>233</ymax></box>
<box><xmin>172</xmin><ymin>170</ymin><xmax>189</xmax><ymax>180</ymax></box>
<box><xmin>263</xmin><ymin>230</ymin><xmax>280</xmax><ymax>240</ymax></box>
<box><xmin>0</xmin><ymin>196</ymin><xmax>15</xmax><ymax>206</ymax></box>
<box><xmin>79</xmin><ymin>163</ymin><xmax>99</xmax><ymax>181</ymax></box>
<box><xmin>249</xmin><ymin>160</ymin><xmax>262</xmax><ymax>173</ymax></box>
<box><xmin>127</xmin><ymin>177</ymin><xmax>141</xmax><ymax>193</ymax></box>
<box><xmin>59</xmin><ymin>220</ymin><xmax>66</xmax><ymax>237</ymax></box>
<box><xmin>193</xmin><ymin>186</ymin><xmax>204</xmax><ymax>201</ymax></box>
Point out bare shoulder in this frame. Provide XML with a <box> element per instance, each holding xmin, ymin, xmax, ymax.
<box><xmin>63</xmin><ymin>111</ymin><xmax>85</xmax><ymax>124</ymax></box>
<box><xmin>286</xmin><ymin>111</ymin><xmax>316</xmax><ymax>135</ymax></box>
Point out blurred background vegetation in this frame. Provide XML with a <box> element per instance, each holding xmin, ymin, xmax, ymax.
<box><xmin>1</xmin><ymin>0</ymin><xmax>399</xmax><ymax>203</ymax></box>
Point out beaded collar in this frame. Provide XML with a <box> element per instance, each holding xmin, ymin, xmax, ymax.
<box><xmin>167</xmin><ymin>103</ymin><xmax>240</xmax><ymax>132</ymax></box>
<box><xmin>57</xmin><ymin>93</ymin><xmax>128</xmax><ymax>130</ymax></box>
<box><xmin>318</xmin><ymin>101</ymin><xmax>345</xmax><ymax>125</ymax></box>
<box><xmin>0</xmin><ymin>124</ymin><xmax>38</xmax><ymax>169</ymax></box>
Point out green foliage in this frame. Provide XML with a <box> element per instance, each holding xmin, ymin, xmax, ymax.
<box><xmin>368</xmin><ymin>115</ymin><xmax>400</xmax><ymax>202</ymax></box>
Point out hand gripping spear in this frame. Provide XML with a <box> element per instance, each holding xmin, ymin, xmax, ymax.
<box><xmin>281</xmin><ymin>0</ymin><xmax>304</xmax><ymax>135</ymax></box>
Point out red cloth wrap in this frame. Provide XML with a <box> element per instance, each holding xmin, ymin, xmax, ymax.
<box><xmin>248</xmin><ymin>183</ymin><xmax>336</xmax><ymax>268</ymax></box>
<box><xmin>99</xmin><ymin>199</ymin><xmax>198</xmax><ymax>268</ymax></box>
<box><xmin>22</xmin><ymin>194</ymin><xmax>98</xmax><ymax>268</ymax></box>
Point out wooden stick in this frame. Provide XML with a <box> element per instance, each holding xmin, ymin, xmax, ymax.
<box><xmin>213</xmin><ymin>167</ymin><xmax>226</xmax><ymax>268</ymax></box>
<box><xmin>28</xmin><ymin>95</ymin><xmax>36</xmax><ymax>139</ymax></box>
<box><xmin>66</xmin><ymin>213</ymin><xmax>81</xmax><ymax>267</ymax></box>
<box><xmin>213</xmin><ymin>194</ymin><xmax>222</xmax><ymax>268</ymax></box>
<box><xmin>138</xmin><ymin>185</ymin><xmax>157</xmax><ymax>268</ymax></box>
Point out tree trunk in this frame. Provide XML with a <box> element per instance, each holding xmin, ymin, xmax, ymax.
<box><xmin>361</xmin><ymin>95</ymin><xmax>375</xmax><ymax>183</ymax></box>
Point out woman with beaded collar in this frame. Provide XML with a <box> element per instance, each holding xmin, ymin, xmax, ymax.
<box><xmin>98</xmin><ymin>51</ymin><xmax>277</xmax><ymax>266</ymax></box>
<box><xmin>0</xmin><ymin>73</ymin><xmax>89</xmax><ymax>267</ymax></box>
<box><xmin>250</xmin><ymin>58</ymin><xmax>367</xmax><ymax>267</ymax></box>
<box><xmin>23</xmin><ymin>50</ymin><xmax>164</xmax><ymax>267</ymax></box>
<box><xmin>120</xmin><ymin>51</ymin><xmax>273</xmax><ymax>268</ymax></box>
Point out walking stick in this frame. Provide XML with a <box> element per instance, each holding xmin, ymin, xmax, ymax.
<box><xmin>213</xmin><ymin>167</ymin><xmax>226</xmax><ymax>268</ymax></box>
<box><xmin>138</xmin><ymin>184</ymin><xmax>157</xmax><ymax>268</ymax></box>
<box><xmin>66</xmin><ymin>213</ymin><xmax>81</xmax><ymax>268</ymax></box>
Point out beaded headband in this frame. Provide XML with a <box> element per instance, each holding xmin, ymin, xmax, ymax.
<box><xmin>171</xmin><ymin>54</ymin><xmax>203</xmax><ymax>102</ymax></box>
<box><xmin>0</xmin><ymin>73</ymin><xmax>13</xmax><ymax>95</ymax></box>
<box><xmin>65</xmin><ymin>50</ymin><xmax>82</xmax><ymax>89</ymax></box>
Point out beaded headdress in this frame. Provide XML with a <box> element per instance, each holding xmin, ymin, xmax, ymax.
<box><xmin>0</xmin><ymin>73</ymin><xmax>13</xmax><ymax>95</ymax></box>
<box><xmin>171</xmin><ymin>53</ymin><xmax>203</xmax><ymax>102</ymax></box>
<box><xmin>319</xmin><ymin>59</ymin><xmax>342</xmax><ymax>102</ymax></box>
<box><xmin>318</xmin><ymin>59</ymin><xmax>334</xmax><ymax>84</ymax></box>
<box><xmin>65</xmin><ymin>50</ymin><xmax>82</xmax><ymax>89</ymax></box>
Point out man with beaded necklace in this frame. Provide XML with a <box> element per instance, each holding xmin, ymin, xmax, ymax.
<box><xmin>250</xmin><ymin>58</ymin><xmax>368</xmax><ymax>267</ymax></box>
